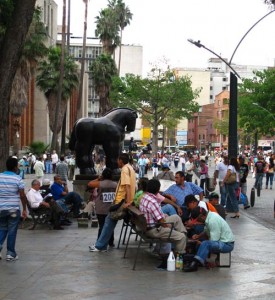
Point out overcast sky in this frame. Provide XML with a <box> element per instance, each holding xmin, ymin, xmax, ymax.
<box><xmin>55</xmin><ymin>0</ymin><xmax>275</xmax><ymax>75</ymax></box>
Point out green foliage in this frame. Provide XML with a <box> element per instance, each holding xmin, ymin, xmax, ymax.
<box><xmin>95</xmin><ymin>7</ymin><xmax>120</xmax><ymax>54</ymax></box>
<box><xmin>110</xmin><ymin>66</ymin><xmax>201</xmax><ymax>151</ymax></box>
<box><xmin>36</xmin><ymin>47</ymin><xmax>79</xmax><ymax>100</ymax></box>
<box><xmin>27</xmin><ymin>141</ymin><xmax>49</xmax><ymax>156</ymax></box>
<box><xmin>95</xmin><ymin>0</ymin><xmax>132</xmax><ymax>55</ymax></box>
<box><xmin>90</xmin><ymin>53</ymin><xmax>118</xmax><ymax>91</ymax></box>
<box><xmin>111</xmin><ymin>67</ymin><xmax>201</xmax><ymax>125</ymax></box>
<box><xmin>238</xmin><ymin>69</ymin><xmax>275</xmax><ymax>136</ymax></box>
<box><xmin>214</xmin><ymin>117</ymin><xmax>229</xmax><ymax>136</ymax></box>
<box><xmin>23</xmin><ymin>7</ymin><xmax>48</xmax><ymax>62</ymax></box>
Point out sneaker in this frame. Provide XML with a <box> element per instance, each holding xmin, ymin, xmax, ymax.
<box><xmin>244</xmin><ymin>205</ymin><xmax>250</xmax><ymax>209</ymax></box>
<box><xmin>6</xmin><ymin>255</ymin><xmax>18</xmax><ymax>261</ymax></box>
<box><xmin>89</xmin><ymin>245</ymin><xmax>107</xmax><ymax>252</ymax></box>
<box><xmin>156</xmin><ymin>261</ymin><xmax>167</xmax><ymax>271</ymax></box>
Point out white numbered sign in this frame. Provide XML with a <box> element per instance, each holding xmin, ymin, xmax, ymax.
<box><xmin>102</xmin><ymin>192</ymin><xmax>115</xmax><ymax>203</ymax></box>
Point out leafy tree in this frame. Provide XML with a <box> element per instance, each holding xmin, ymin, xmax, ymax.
<box><xmin>238</xmin><ymin>69</ymin><xmax>275</xmax><ymax>137</ymax></box>
<box><xmin>36</xmin><ymin>47</ymin><xmax>79</xmax><ymax>137</ymax></box>
<box><xmin>0</xmin><ymin>0</ymin><xmax>36</xmax><ymax>171</ymax></box>
<box><xmin>110</xmin><ymin>66</ymin><xmax>201</xmax><ymax>153</ymax></box>
<box><xmin>90</xmin><ymin>53</ymin><xmax>118</xmax><ymax>115</ymax></box>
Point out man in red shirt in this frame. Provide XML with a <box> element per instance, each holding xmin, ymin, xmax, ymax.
<box><xmin>139</xmin><ymin>179</ymin><xmax>187</xmax><ymax>269</ymax></box>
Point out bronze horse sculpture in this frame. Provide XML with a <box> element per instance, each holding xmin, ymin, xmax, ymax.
<box><xmin>69</xmin><ymin>108</ymin><xmax>138</xmax><ymax>174</ymax></box>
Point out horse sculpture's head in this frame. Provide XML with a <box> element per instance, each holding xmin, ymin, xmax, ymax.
<box><xmin>125</xmin><ymin>110</ymin><xmax>138</xmax><ymax>133</ymax></box>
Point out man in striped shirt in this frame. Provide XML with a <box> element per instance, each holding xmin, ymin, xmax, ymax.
<box><xmin>0</xmin><ymin>157</ymin><xmax>27</xmax><ymax>261</ymax></box>
<box><xmin>139</xmin><ymin>179</ymin><xmax>187</xmax><ymax>269</ymax></box>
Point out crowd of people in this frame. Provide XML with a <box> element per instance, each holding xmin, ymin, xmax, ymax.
<box><xmin>1</xmin><ymin>148</ymin><xmax>274</xmax><ymax>272</ymax></box>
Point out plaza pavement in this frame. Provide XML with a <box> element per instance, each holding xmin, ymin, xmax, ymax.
<box><xmin>1</xmin><ymin>160</ymin><xmax>275</xmax><ymax>299</ymax></box>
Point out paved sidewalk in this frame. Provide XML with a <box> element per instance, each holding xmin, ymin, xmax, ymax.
<box><xmin>0</xmin><ymin>166</ymin><xmax>275</xmax><ymax>299</ymax></box>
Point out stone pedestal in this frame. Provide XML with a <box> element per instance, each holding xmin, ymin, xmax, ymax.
<box><xmin>73</xmin><ymin>175</ymin><xmax>98</xmax><ymax>202</ymax></box>
<box><xmin>72</xmin><ymin>174</ymin><xmax>121</xmax><ymax>202</ymax></box>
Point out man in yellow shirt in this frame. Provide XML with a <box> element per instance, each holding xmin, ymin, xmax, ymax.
<box><xmin>89</xmin><ymin>153</ymin><xmax>136</xmax><ymax>252</ymax></box>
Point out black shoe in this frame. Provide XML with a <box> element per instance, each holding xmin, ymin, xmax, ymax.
<box><xmin>156</xmin><ymin>261</ymin><xmax>167</xmax><ymax>271</ymax></box>
<box><xmin>60</xmin><ymin>221</ymin><xmax>71</xmax><ymax>226</ymax></box>
<box><xmin>244</xmin><ymin>205</ymin><xmax>250</xmax><ymax>209</ymax></box>
<box><xmin>184</xmin><ymin>260</ymin><xmax>198</xmax><ymax>272</ymax></box>
<box><xmin>53</xmin><ymin>226</ymin><xmax>64</xmax><ymax>230</ymax></box>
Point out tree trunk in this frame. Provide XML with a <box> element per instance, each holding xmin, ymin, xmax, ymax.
<box><xmin>0</xmin><ymin>0</ymin><xmax>36</xmax><ymax>171</ymax></box>
<box><xmin>152</xmin><ymin>106</ymin><xmax>158</xmax><ymax>155</ymax></box>
<box><xmin>77</xmin><ymin>0</ymin><xmax>88</xmax><ymax>119</ymax></box>
<box><xmin>118</xmin><ymin>28</ymin><xmax>123</xmax><ymax>75</ymax></box>
<box><xmin>51</xmin><ymin>0</ymin><xmax>66</xmax><ymax>152</ymax></box>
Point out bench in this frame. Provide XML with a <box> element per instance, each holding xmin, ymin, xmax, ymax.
<box><xmin>26</xmin><ymin>201</ymin><xmax>52</xmax><ymax>230</ymax></box>
<box><xmin>123</xmin><ymin>206</ymin><xmax>175</xmax><ymax>270</ymax></box>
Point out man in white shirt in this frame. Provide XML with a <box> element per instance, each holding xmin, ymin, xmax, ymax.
<box><xmin>26</xmin><ymin>179</ymin><xmax>64</xmax><ymax>230</ymax></box>
<box><xmin>185</xmin><ymin>156</ymin><xmax>195</xmax><ymax>182</ymax></box>
<box><xmin>213</xmin><ymin>156</ymin><xmax>229</xmax><ymax>206</ymax></box>
<box><xmin>51</xmin><ymin>150</ymin><xmax>59</xmax><ymax>173</ymax></box>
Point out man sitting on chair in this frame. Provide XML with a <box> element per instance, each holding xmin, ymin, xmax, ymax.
<box><xmin>26</xmin><ymin>179</ymin><xmax>64</xmax><ymax>230</ymax></box>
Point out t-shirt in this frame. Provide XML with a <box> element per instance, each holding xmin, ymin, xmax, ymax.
<box><xmin>95</xmin><ymin>180</ymin><xmax>117</xmax><ymax>215</ymax></box>
<box><xmin>114</xmin><ymin>164</ymin><xmax>136</xmax><ymax>204</ymax></box>
<box><xmin>239</xmin><ymin>163</ymin><xmax>249</xmax><ymax>183</ymax></box>
<box><xmin>50</xmin><ymin>182</ymin><xmax>64</xmax><ymax>200</ymax></box>
<box><xmin>0</xmin><ymin>171</ymin><xmax>25</xmax><ymax>211</ymax></box>
<box><xmin>215</xmin><ymin>161</ymin><xmax>228</xmax><ymax>181</ymax></box>
<box><xmin>255</xmin><ymin>160</ymin><xmax>266</xmax><ymax>174</ymax></box>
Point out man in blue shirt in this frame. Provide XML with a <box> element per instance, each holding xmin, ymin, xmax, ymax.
<box><xmin>163</xmin><ymin>171</ymin><xmax>203</xmax><ymax>221</ymax></box>
<box><xmin>51</xmin><ymin>175</ymin><xmax>84</xmax><ymax>218</ymax></box>
<box><xmin>0</xmin><ymin>157</ymin><xmax>27</xmax><ymax>261</ymax></box>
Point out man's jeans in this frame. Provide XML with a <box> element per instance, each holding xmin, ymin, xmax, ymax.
<box><xmin>254</xmin><ymin>173</ymin><xmax>264</xmax><ymax>189</ymax></box>
<box><xmin>0</xmin><ymin>210</ymin><xmax>21</xmax><ymax>257</ymax></box>
<box><xmin>226</xmin><ymin>182</ymin><xmax>239</xmax><ymax>213</ymax></box>
<box><xmin>64</xmin><ymin>192</ymin><xmax>83</xmax><ymax>217</ymax></box>
<box><xmin>161</xmin><ymin>204</ymin><xmax>177</xmax><ymax>216</ymax></box>
<box><xmin>95</xmin><ymin>214</ymin><xmax>118</xmax><ymax>250</ymax></box>
<box><xmin>138</xmin><ymin>165</ymin><xmax>145</xmax><ymax>178</ymax></box>
<box><xmin>219</xmin><ymin>181</ymin><xmax>227</xmax><ymax>207</ymax></box>
<box><xmin>45</xmin><ymin>161</ymin><xmax>52</xmax><ymax>174</ymax></box>
<box><xmin>195</xmin><ymin>240</ymin><xmax>234</xmax><ymax>265</ymax></box>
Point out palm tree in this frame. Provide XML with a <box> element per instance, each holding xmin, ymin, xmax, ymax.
<box><xmin>108</xmin><ymin>0</ymin><xmax>132</xmax><ymax>74</ymax></box>
<box><xmin>95</xmin><ymin>7</ymin><xmax>120</xmax><ymax>55</ymax></box>
<box><xmin>90</xmin><ymin>53</ymin><xmax>117</xmax><ymax>115</ymax></box>
<box><xmin>36</xmin><ymin>47</ymin><xmax>79</xmax><ymax>138</ymax></box>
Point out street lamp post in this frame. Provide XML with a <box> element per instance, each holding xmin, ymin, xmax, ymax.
<box><xmin>188</xmin><ymin>39</ymin><xmax>240</xmax><ymax>159</ymax></box>
<box><xmin>187</xmin><ymin>8</ymin><xmax>275</xmax><ymax>159</ymax></box>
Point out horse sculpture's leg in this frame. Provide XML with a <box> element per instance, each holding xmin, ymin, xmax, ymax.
<box><xmin>103</xmin><ymin>140</ymin><xmax>120</xmax><ymax>171</ymax></box>
<box><xmin>75</xmin><ymin>141</ymin><xmax>96</xmax><ymax>175</ymax></box>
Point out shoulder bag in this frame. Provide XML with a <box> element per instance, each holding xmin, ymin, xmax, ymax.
<box><xmin>224</xmin><ymin>171</ymin><xmax>236</xmax><ymax>184</ymax></box>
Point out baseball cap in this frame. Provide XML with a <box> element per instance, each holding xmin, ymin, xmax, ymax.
<box><xmin>42</xmin><ymin>178</ymin><xmax>51</xmax><ymax>186</ymax></box>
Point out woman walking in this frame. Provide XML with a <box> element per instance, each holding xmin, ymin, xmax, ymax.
<box><xmin>222</xmin><ymin>157</ymin><xmax>240</xmax><ymax>218</ymax></box>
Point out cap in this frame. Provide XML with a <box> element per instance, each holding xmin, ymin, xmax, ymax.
<box><xmin>42</xmin><ymin>178</ymin><xmax>51</xmax><ymax>186</ymax></box>
<box><xmin>162</xmin><ymin>164</ymin><xmax>170</xmax><ymax>170</ymax></box>
<box><xmin>209</xmin><ymin>192</ymin><xmax>219</xmax><ymax>199</ymax></box>
<box><xmin>23</xmin><ymin>156</ymin><xmax>27</xmax><ymax>159</ymax></box>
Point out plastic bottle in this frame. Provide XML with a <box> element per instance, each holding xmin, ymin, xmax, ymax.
<box><xmin>175</xmin><ymin>253</ymin><xmax>180</xmax><ymax>270</ymax></box>
<box><xmin>167</xmin><ymin>251</ymin><xmax>176</xmax><ymax>271</ymax></box>
<box><xmin>179</xmin><ymin>254</ymin><xmax>183</xmax><ymax>271</ymax></box>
